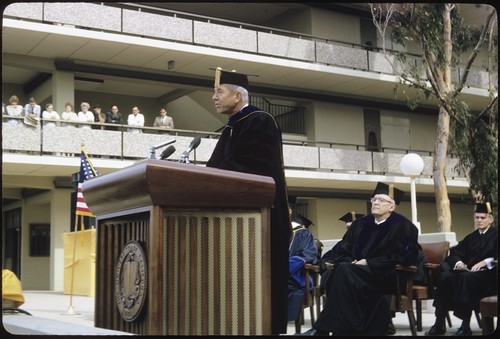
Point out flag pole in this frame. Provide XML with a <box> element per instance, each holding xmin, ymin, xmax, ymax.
<box><xmin>63</xmin><ymin>207</ymin><xmax>81</xmax><ymax>315</ymax></box>
<box><xmin>63</xmin><ymin>142</ymin><xmax>97</xmax><ymax>315</ymax></box>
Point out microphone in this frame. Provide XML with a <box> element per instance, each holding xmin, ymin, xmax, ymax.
<box><xmin>151</xmin><ymin>138</ymin><xmax>176</xmax><ymax>150</ymax></box>
<box><xmin>149</xmin><ymin>138</ymin><xmax>176</xmax><ymax>159</ymax></box>
<box><xmin>160</xmin><ymin>145</ymin><xmax>176</xmax><ymax>160</ymax></box>
<box><xmin>180</xmin><ymin>136</ymin><xmax>202</xmax><ymax>163</ymax></box>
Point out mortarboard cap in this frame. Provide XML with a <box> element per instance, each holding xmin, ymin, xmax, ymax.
<box><xmin>475</xmin><ymin>202</ymin><xmax>492</xmax><ymax>214</ymax></box>
<box><xmin>338</xmin><ymin>211</ymin><xmax>364</xmax><ymax>223</ymax></box>
<box><xmin>373</xmin><ymin>182</ymin><xmax>404</xmax><ymax>205</ymax></box>
<box><xmin>292</xmin><ymin>214</ymin><xmax>314</xmax><ymax>228</ymax></box>
<box><xmin>214</xmin><ymin>67</ymin><xmax>249</xmax><ymax>91</ymax></box>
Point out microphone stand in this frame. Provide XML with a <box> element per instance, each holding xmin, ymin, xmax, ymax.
<box><xmin>148</xmin><ymin>138</ymin><xmax>176</xmax><ymax>159</ymax></box>
<box><xmin>179</xmin><ymin>153</ymin><xmax>190</xmax><ymax>164</ymax></box>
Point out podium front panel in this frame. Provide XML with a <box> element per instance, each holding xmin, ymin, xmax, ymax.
<box><xmin>95</xmin><ymin>206</ymin><xmax>271</xmax><ymax>335</ymax></box>
<box><xmin>163</xmin><ymin>210</ymin><xmax>269</xmax><ymax>335</ymax></box>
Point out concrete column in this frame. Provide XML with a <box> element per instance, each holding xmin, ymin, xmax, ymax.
<box><xmin>52</xmin><ymin>71</ymin><xmax>74</xmax><ymax>113</ymax></box>
<box><xmin>50</xmin><ymin>188</ymin><xmax>74</xmax><ymax>291</ymax></box>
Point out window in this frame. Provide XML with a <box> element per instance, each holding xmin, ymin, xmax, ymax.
<box><xmin>30</xmin><ymin>223</ymin><xmax>50</xmax><ymax>257</ymax></box>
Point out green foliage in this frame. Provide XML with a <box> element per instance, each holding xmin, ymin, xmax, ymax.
<box><xmin>449</xmin><ymin>98</ymin><xmax>498</xmax><ymax>204</ymax></box>
<box><xmin>381</xmin><ymin>3</ymin><xmax>498</xmax><ymax>204</ymax></box>
<box><xmin>390</xmin><ymin>4</ymin><xmax>473</xmax><ymax>66</ymax></box>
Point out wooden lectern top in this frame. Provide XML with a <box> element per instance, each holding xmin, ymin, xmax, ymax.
<box><xmin>82</xmin><ymin>159</ymin><xmax>276</xmax><ymax>215</ymax></box>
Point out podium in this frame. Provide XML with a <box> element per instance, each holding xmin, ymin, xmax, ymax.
<box><xmin>82</xmin><ymin>159</ymin><xmax>275</xmax><ymax>335</ymax></box>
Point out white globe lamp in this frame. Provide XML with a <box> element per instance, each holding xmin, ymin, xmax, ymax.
<box><xmin>400</xmin><ymin>153</ymin><xmax>424</xmax><ymax>233</ymax></box>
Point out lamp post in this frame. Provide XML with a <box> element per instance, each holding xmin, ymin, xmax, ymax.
<box><xmin>400</xmin><ymin>153</ymin><xmax>424</xmax><ymax>234</ymax></box>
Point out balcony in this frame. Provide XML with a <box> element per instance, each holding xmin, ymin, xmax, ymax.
<box><xmin>2</xmin><ymin>117</ymin><xmax>465</xmax><ymax>181</ymax></box>
<box><xmin>2</xmin><ymin>2</ymin><xmax>493</xmax><ymax>91</ymax></box>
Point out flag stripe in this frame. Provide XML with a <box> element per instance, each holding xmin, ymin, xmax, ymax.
<box><xmin>76</xmin><ymin>150</ymin><xmax>100</xmax><ymax>217</ymax></box>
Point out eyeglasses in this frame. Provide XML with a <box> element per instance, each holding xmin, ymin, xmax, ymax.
<box><xmin>370</xmin><ymin>197</ymin><xmax>393</xmax><ymax>204</ymax></box>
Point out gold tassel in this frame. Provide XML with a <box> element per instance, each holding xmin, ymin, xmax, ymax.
<box><xmin>214</xmin><ymin>67</ymin><xmax>222</xmax><ymax>87</ymax></box>
<box><xmin>486</xmin><ymin>202</ymin><xmax>492</xmax><ymax>214</ymax></box>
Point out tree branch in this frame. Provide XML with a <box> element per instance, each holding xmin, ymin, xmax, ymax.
<box><xmin>453</xmin><ymin>8</ymin><xmax>496</xmax><ymax>97</ymax></box>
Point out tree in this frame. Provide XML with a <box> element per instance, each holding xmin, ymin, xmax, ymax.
<box><xmin>370</xmin><ymin>3</ymin><xmax>498</xmax><ymax>232</ymax></box>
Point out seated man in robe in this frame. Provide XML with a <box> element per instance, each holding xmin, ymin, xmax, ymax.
<box><xmin>288</xmin><ymin>214</ymin><xmax>318</xmax><ymax>323</ymax></box>
<box><xmin>318</xmin><ymin>211</ymin><xmax>364</xmax><ymax>295</ymax></box>
<box><xmin>425</xmin><ymin>202</ymin><xmax>497</xmax><ymax>336</ymax></box>
<box><xmin>296</xmin><ymin>182</ymin><xmax>419</xmax><ymax>336</ymax></box>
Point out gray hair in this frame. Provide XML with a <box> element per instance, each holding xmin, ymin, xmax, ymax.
<box><xmin>226</xmin><ymin>84</ymin><xmax>249</xmax><ymax>104</ymax></box>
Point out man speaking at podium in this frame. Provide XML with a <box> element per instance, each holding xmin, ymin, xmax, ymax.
<box><xmin>207</xmin><ymin>67</ymin><xmax>291</xmax><ymax>335</ymax></box>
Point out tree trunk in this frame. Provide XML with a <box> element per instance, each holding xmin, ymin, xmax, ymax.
<box><xmin>432</xmin><ymin>5</ymin><xmax>453</xmax><ymax>233</ymax></box>
<box><xmin>433</xmin><ymin>105</ymin><xmax>452</xmax><ymax>232</ymax></box>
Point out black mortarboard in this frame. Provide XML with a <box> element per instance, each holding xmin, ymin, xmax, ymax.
<box><xmin>292</xmin><ymin>214</ymin><xmax>314</xmax><ymax>228</ymax></box>
<box><xmin>288</xmin><ymin>195</ymin><xmax>297</xmax><ymax>209</ymax></box>
<box><xmin>373</xmin><ymin>182</ymin><xmax>404</xmax><ymax>205</ymax></box>
<box><xmin>338</xmin><ymin>212</ymin><xmax>364</xmax><ymax>223</ymax></box>
<box><xmin>475</xmin><ymin>202</ymin><xmax>492</xmax><ymax>214</ymax></box>
<box><xmin>214</xmin><ymin>67</ymin><xmax>249</xmax><ymax>91</ymax></box>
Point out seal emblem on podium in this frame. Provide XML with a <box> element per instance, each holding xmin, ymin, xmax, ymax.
<box><xmin>115</xmin><ymin>240</ymin><xmax>148</xmax><ymax>322</ymax></box>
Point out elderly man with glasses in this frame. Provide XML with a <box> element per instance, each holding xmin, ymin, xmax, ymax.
<box><xmin>296</xmin><ymin>182</ymin><xmax>419</xmax><ymax>336</ymax></box>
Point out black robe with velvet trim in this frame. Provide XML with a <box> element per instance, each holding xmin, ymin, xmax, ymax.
<box><xmin>206</xmin><ymin>105</ymin><xmax>291</xmax><ymax>334</ymax></box>
<box><xmin>433</xmin><ymin>227</ymin><xmax>497</xmax><ymax>320</ymax></box>
<box><xmin>313</xmin><ymin>212</ymin><xmax>419</xmax><ymax>335</ymax></box>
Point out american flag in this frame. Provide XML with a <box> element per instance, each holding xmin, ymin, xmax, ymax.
<box><xmin>76</xmin><ymin>149</ymin><xmax>99</xmax><ymax>217</ymax></box>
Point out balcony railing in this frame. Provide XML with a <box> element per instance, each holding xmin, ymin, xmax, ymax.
<box><xmin>2</xmin><ymin>116</ymin><xmax>465</xmax><ymax>179</ymax></box>
<box><xmin>3</xmin><ymin>2</ymin><xmax>493</xmax><ymax>89</ymax></box>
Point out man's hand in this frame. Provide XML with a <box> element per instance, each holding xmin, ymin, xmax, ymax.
<box><xmin>352</xmin><ymin>259</ymin><xmax>367</xmax><ymax>265</ymax></box>
<box><xmin>471</xmin><ymin>261</ymin><xmax>486</xmax><ymax>272</ymax></box>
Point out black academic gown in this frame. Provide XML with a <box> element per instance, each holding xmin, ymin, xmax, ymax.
<box><xmin>206</xmin><ymin>105</ymin><xmax>291</xmax><ymax>334</ymax></box>
<box><xmin>288</xmin><ymin>226</ymin><xmax>318</xmax><ymax>321</ymax></box>
<box><xmin>433</xmin><ymin>227</ymin><xmax>497</xmax><ymax>320</ymax></box>
<box><xmin>289</xmin><ymin>226</ymin><xmax>318</xmax><ymax>264</ymax></box>
<box><xmin>313</xmin><ymin>213</ymin><xmax>419</xmax><ymax>335</ymax></box>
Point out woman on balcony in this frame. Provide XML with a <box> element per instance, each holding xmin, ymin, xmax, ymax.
<box><xmin>42</xmin><ymin>103</ymin><xmax>60</xmax><ymax>128</ymax></box>
<box><xmin>77</xmin><ymin>102</ymin><xmax>95</xmax><ymax>129</ymax></box>
<box><xmin>61</xmin><ymin>102</ymin><xmax>79</xmax><ymax>128</ymax></box>
<box><xmin>4</xmin><ymin>95</ymin><xmax>24</xmax><ymax>125</ymax></box>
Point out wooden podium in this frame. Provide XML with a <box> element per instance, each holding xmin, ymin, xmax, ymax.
<box><xmin>82</xmin><ymin>159</ymin><xmax>275</xmax><ymax>335</ymax></box>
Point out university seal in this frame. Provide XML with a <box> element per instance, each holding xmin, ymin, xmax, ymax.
<box><xmin>115</xmin><ymin>240</ymin><xmax>148</xmax><ymax>322</ymax></box>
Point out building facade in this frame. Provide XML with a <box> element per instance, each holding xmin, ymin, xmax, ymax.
<box><xmin>2</xmin><ymin>3</ymin><xmax>496</xmax><ymax>290</ymax></box>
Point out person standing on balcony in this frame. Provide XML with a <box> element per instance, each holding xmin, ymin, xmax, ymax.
<box><xmin>425</xmin><ymin>202</ymin><xmax>497</xmax><ymax>336</ymax></box>
<box><xmin>206</xmin><ymin>67</ymin><xmax>291</xmax><ymax>335</ymax></box>
<box><xmin>61</xmin><ymin>102</ymin><xmax>78</xmax><ymax>128</ymax></box>
<box><xmin>42</xmin><ymin>103</ymin><xmax>60</xmax><ymax>128</ymax></box>
<box><xmin>23</xmin><ymin>97</ymin><xmax>41</xmax><ymax>127</ymax></box>
<box><xmin>105</xmin><ymin>104</ymin><xmax>123</xmax><ymax>131</ymax></box>
<box><xmin>77</xmin><ymin>102</ymin><xmax>94</xmax><ymax>129</ymax></box>
<box><xmin>93</xmin><ymin>104</ymin><xmax>107</xmax><ymax>130</ymax></box>
<box><xmin>5</xmin><ymin>95</ymin><xmax>24</xmax><ymax>125</ymax></box>
<box><xmin>127</xmin><ymin>106</ymin><xmax>145</xmax><ymax>133</ymax></box>
<box><xmin>153</xmin><ymin>108</ymin><xmax>174</xmax><ymax>134</ymax></box>
<box><xmin>296</xmin><ymin>182</ymin><xmax>419</xmax><ymax>336</ymax></box>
